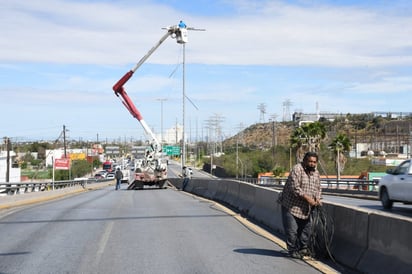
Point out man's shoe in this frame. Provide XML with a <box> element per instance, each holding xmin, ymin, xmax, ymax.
<box><xmin>289</xmin><ymin>251</ymin><xmax>303</xmax><ymax>259</ymax></box>
<box><xmin>299</xmin><ymin>248</ymin><xmax>311</xmax><ymax>257</ymax></box>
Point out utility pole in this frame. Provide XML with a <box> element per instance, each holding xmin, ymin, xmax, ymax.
<box><xmin>236</xmin><ymin>135</ymin><xmax>239</xmax><ymax>179</ymax></box>
<box><xmin>63</xmin><ymin>125</ymin><xmax>67</xmax><ymax>158</ymax></box>
<box><xmin>269</xmin><ymin>114</ymin><xmax>278</xmax><ymax>166</ymax></box>
<box><xmin>337</xmin><ymin>142</ymin><xmax>342</xmax><ymax>180</ymax></box>
<box><xmin>156</xmin><ymin>98</ymin><xmax>167</xmax><ymax>145</ymax></box>
<box><xmin>179</xmin><ymin>22</ymin><xmax>205</xmax><ymax>172</ymax></box>
<box><xmin>3</xmin><ymin>137</ymin><xmax>11</xmax><ymax>182</ymax></box>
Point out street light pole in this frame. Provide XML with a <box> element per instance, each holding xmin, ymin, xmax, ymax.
<box><xmin>238</xmin><ymin>157</ymin><xmax>244</xmax><ymax>179</ymax></box>
<box><xmin>336</xmin><ymin>141</ymin><xmax>342</xmax><ymax>180</ymax></box>
<box><xmin>236</xmin><ymin>136</ymin><xmax>239</xmax><ymax>179</ymax></box>
<box><xmin>182</xmin><ymin>43</ymin><xmax>186</xmax><ymax>170</ymax></box>
<box><xmin>156</xmin><ymin>98</ymin><xmax>167</xmax><ymax>145</ymax></box>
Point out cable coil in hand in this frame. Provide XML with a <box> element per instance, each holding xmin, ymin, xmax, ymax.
<box><xmin>309</xmin><ymin>206</ymin><xmax>335</xmax><ymax>261</ymax></box>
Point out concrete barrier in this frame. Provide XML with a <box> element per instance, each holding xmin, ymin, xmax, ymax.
<box><xmin>224</xmin><ymin>180</ymin><xmax>240</xmax><ymax>207</ymax></box>
<box><xmin>357</xmin><ymin>213</ymin><xmax>412</xmax><ymax>274</ymax></box>
<box><xmin>204</xmin><ymin>180</ymin><xmax>219</xmax><ymax>200</ymax></box>
<box><xmin>190</xmin><ymin>179</ymin><xmax>208</xmax><ymax>196</ymax></box>
<box><xmin>215</xmin><ymin>180</ymin><xmax>228</xmax><ymax>202</ymax></box>
<box><xmin>325</xmin><ymin>203</ymin><xmax>369</xmax><ymax>269</ymax></box>
<box><xmin>248</xmin><ymin>187</ymin><xmax>283</xmax><ymax>232</ymax></box>
<box><xmin>237</xmin><ymin>181</ymin><xmax>257</xmax><ymax>215</ymax></box>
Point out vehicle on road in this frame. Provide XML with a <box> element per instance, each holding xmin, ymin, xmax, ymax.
<box><xmin>94</xmin><ymin>173</ymin><xmax>105</xmax><ymax>179</ymax></box>
<box><xmin>106</xmin><ymin>172</ymin><xmax>115</xmax><ymax>179</ymax></box>
<box><xmin>102</xmin><ymin>161</ymin><xmax>114</xmax><ymax>172</ymax></box>
<box><xmin>97</xmin><ymin>170</ymin><xmax>108</xmax><ymax>177</ymax></box>
<box><xmin>378</xmin><ymin>159</ymin><xmax>412</xmax><ymax>209</ymax></box>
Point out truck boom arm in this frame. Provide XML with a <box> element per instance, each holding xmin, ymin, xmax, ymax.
<box><xmin>112</xmin><ymin>30</ymin><xmax>175</xmax><ymax>153</ymax></box>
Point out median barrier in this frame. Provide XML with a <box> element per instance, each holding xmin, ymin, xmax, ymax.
<box><xmin>248</xmin><ymin>187</ymin><xmax>283</xmax><ymax>232</ymax></box>
<box><xmin>214</xmin><ymin>179</ymin><xmax>228</xmax><ymax>202</ymax></box>
<box><xmin>324</xmin><ymin>203</ymin><xmax>369</xmax><ymax>269</ymax></box>
<box><xmin>190</xmin><ymin>179</ymin><xmax>208</xmax><ymax>196</ymax></box>
<box><xmin>224</xmin><ymin>180</ymin><xmax>240</xmax><ymax>207</ymax></box>
<box><xmin>357</xmin><ymin>213</ymin><xmax>412</xmax><ymax>274</ymax></box>
<box><xmin>237</xmin><ymin>181</ymin><xmax>257</xmax><ymax>215</ymax></box>
<box><xmin>204</xmin><ymin>180</ymin><xmax>219</xmax><ymax>200</ymax></box>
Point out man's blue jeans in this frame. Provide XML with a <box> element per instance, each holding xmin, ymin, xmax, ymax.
<box><xmin>182</xmin><ymin>178</ymin><xmax>189</xmax><ymax>190</ymax></box>
<box><xmin>116</xmin><ymin>179</ymin><xmax>121</xmax><ymax>190</ymax></box>
<box><xmin>281</xmin><ymin>206</ymin><xmax>311</xmax><ymax>252</ymax></box>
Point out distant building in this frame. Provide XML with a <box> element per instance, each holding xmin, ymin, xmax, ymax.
<box><xmin>292</xmin><ymin>111</ymin><xmax>345</xmax><ymax>124</ymax></box>
<box><xmin>158</xmin><ymin>124</ymin><xmax>183</xmax><ymax>144</ymax></box>
<box><xmin>0</xmin><ymin>151</ymin><xmax>21</xmax><ymax>182</ymax></box>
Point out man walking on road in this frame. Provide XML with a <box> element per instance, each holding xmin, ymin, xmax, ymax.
<box><xmin>115</xmin><ymin>166</ymin><xmax>123</xmax><ymax>190</ymax></box>
<box><xmin>278</xmin><ymin>151</ymin><xmax>322</xmax><ymax>259</ymax></box>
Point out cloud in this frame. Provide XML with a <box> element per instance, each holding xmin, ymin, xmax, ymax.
<box><xmin>1</xmin><ymin>0</ymin><xmax>412</xmax><ymax>140</ymax></box>
<box><xmin>1</xmin><ymin>0</ymin><xmax>412</xmax><ymax>68</ymax></box>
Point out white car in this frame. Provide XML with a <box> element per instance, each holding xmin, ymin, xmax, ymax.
<box><xmin>106</xmin><ymin>172</ymin><xmax>116</xmax><ymax>179</ymax></box>
<box><xmin>378</xmin><ymin>159</ymin><xmax>412</xmax><ymax>209</ymax></box>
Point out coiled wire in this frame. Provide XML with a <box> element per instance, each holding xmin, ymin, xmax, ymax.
<box><xmin>308</xmin><ymin>205</ymin><xmax>335</xmax><ymax>262</ymax></box>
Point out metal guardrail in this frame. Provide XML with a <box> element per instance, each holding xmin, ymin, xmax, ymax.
<box><xmin>238</xmin><ymin>177</ymin><xmax>377</xmax><ymax>189</ymax></box>
<box><xmin>236</xmin><ymin>177</ymin><xmax>379</xmax><ymax>199</ymax></box>
<box><xmin>0</xmin><ymin>178</ymin><xmax>112</xmax><ymax>196</ymax></box>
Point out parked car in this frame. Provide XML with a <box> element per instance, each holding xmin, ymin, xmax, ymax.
<box><xmin>97</xmin><ymin>170</ymin><xmax>108</xmax><ymax>178</ymax></box>
<box><xmin>106</xmin><ymin>172</ymin><xmax>115</xmax><ymax>179</ymax></box>
<box><xmin>378</xmin><ymin>159</ymin><xmax>412</xmax><ymax>209</ymax></box>
<box><xmin>94</xmin><ymin>173</ymin><xmax>105</xmax><ymax>179</ymax></box>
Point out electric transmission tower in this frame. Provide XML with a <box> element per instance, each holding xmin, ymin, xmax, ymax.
<box><xmin>282</xmin><ymin>99</ymin><xmax>292</xmax><ymax>122</ymax></box>
<box><xmin>257</xmin><ymin>103</ymin><xmax>267</xmax><ymax>123</ymax></box>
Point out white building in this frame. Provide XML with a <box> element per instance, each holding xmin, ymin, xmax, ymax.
<box><xmin>157</xmin><ymin>124</ymin><xmax>183</xmax><ymax>145</ymax></box>
<box><xmin>0</xmin><ymin>151</ymin><xmax>21</xmax><ymax>182</ymax></box>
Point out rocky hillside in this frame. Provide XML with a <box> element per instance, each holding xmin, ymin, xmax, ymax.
<box><xmin>223</xmin><ymin>122</ymin><xmax>293</xmax><ymax>149</ymax></box>
<box><xmin>223</xmin><ymin>117</ymin><xmax>412</xmax><ymax>156</ymax></box>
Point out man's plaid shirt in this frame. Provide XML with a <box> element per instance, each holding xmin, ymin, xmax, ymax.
<box><xmin>280</xmin><ymin>163</ymin><xmax>322</xmax><ymax>219</ymax></box>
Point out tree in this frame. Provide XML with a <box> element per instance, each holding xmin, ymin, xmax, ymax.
<box><xmin>290</xmin><ymin>121</ymin><xmax>326</xmax><ymax>162</ymax></box>
<box><xmin>329</xmin><ymin>133</ymin><xmax>352</xmax><ymax>179</ymax></box>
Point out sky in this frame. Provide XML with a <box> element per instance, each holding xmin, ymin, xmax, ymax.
<box><xmin>1</xmin><ymin>0</ymin><xmax>412</xmax><ymax>143</ymax></box>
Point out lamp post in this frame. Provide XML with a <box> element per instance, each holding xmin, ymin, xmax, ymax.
<box><xmin>178</xmin><ymin>22</ymin><xmax>205</xmax><ymax>172</ymax></box>
<box><xmin>236</xmin><ymin>135</ymin><xmax>239</xmax><ymax>179</ymax></box>
<box><xmin>336</xmin><ymin>141</ymin><xmax>342</xmax><ymax>180</ymax></box>
<box><xmin>182</xmin><ymin>43</ymin><xmax>186</xmax><ymax>170</ymax></box>
<box><xmin>156</xmin><ymin>98</ymin><xmax>167</xmax><ymax>145</ymax></box>
<box><xmin>238</xmin><ymin>157</ymin><xmax>244</xmax><ymax>179</ymax></box>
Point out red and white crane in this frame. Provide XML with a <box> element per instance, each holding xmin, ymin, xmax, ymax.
<box><xmin>112</xmin><ymin>21</ymin><xmax>203</xmax><ymax>189</ymax></box>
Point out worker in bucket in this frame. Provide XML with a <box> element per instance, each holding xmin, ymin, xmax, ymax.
<box><xmin>278</xmin><ymin>151</ymin><xmax>322</xmax><ymax>259</ymax></box>
<box><xmin>178</xmin><ymin>20</ymin><xmax>187</xmax><ymax>28</ymax></box>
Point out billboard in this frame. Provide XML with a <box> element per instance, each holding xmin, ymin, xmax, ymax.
<box><xmin>55</xmin><ymin>158</ymin><xmax>70</xmax><ymax>170</ymax></box>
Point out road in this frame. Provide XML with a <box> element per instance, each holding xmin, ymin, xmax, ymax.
<box><xmin>0</xmin><ymin>186</ymin><xmax>327</xmax><ymax>274</ymax></box>
<box><xmin>323</xmin><ymin>195</ymin><xmax>412</xmax><ymax>218</ymax></box>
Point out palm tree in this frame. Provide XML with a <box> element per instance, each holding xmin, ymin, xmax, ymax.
<box><xmin>306</xmin><ymin>122</ymin><xmax>326</xmax><ymax>153</ymax></box>
<box><xmin>329</xmin><ymin>133</ymin><xmax>352</xmax><ymax>179</ymax></box>
<box><xmin>290</xmin><ymin>121</ymin><xmax>327</xmax><ymax>162</ymax></box>
<box><xmin>290</xmin><ymin>126</ymin><xmax>308</xmax><ymax>162</ymax></box>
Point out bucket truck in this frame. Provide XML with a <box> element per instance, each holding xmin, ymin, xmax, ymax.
<box><xmin>112</xmin><ymin>21</ymin><xmax>202</xmax><ymax>189</ymax></box>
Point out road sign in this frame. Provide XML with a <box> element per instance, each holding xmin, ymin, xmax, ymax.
<box><xmin>163</xmin><ymin>145</ymin><xmax>181</xmax><ymax>156</ymax></box>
